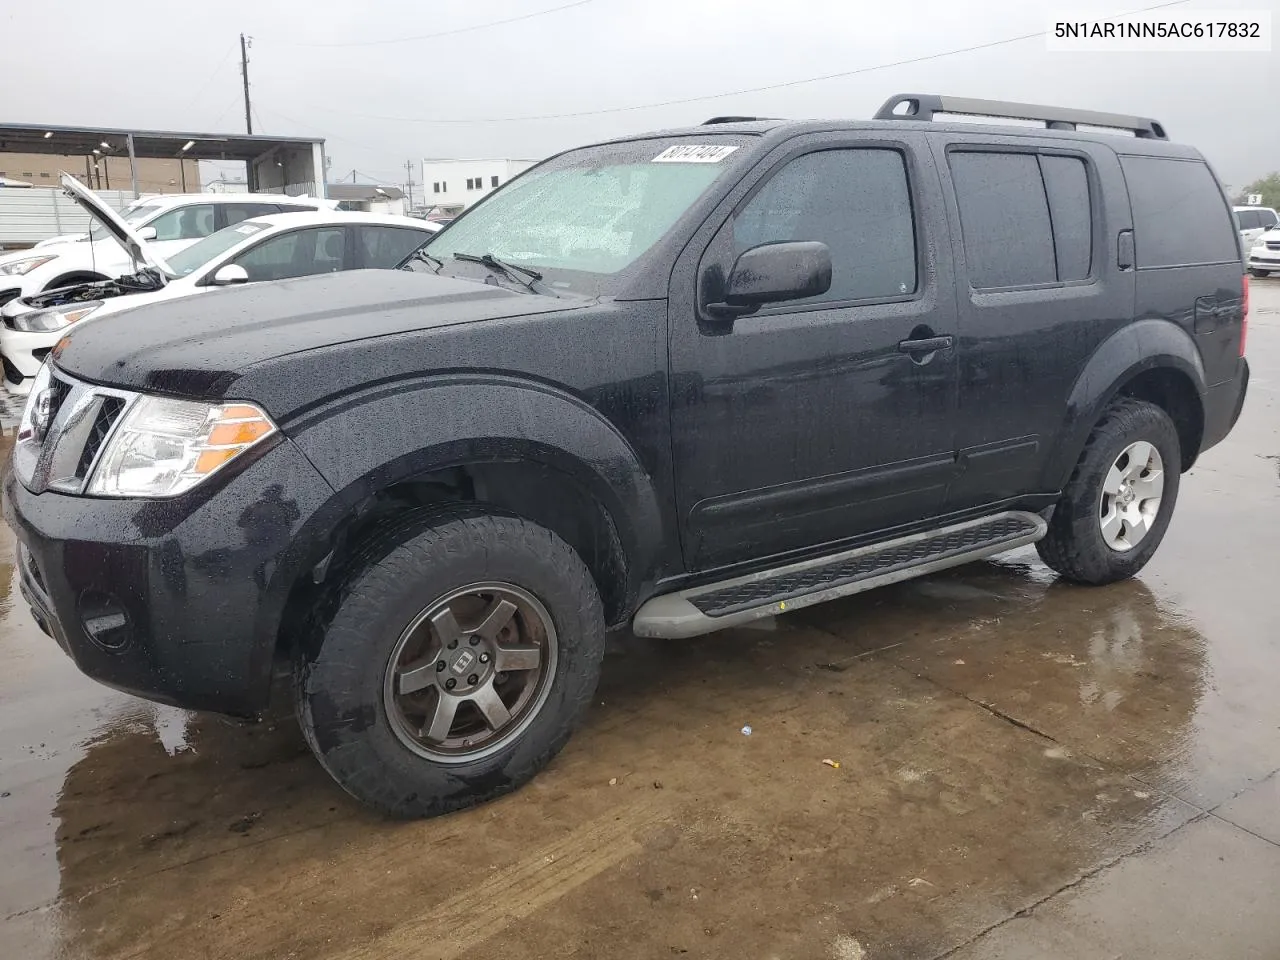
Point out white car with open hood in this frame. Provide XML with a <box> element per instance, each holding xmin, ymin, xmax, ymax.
<box><xmin>1</xmin><ymin>176</ymin><xmax>439</xmax><ymax>394</ymax></box>
<box><xmin>0</xmin><ymin>179</ymin><xmax>336</xmax><ymax>308</ymax></box>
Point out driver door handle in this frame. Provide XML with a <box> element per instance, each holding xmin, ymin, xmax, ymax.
<box><xmin>898</xmin><ymin>335</ymin><xmax>954</xmax><ymax>355</ymax></box>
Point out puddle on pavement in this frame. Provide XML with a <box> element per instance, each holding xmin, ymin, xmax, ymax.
<box><xmin>0</xmin><ymin>315</ymin><xmax>1276</xmax><ymax>959</ymax></box>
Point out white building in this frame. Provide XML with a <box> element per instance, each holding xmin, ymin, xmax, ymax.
<box><xmin>420</xmin><ymin>158</ymin><xmax>537</xmax><ymax>215</ymax></box>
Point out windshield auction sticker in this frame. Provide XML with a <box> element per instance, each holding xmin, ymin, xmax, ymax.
<box><xmin>652</xmin><ymin>145</ymin><xmax>740</xmax><ymax>163</ymax></box>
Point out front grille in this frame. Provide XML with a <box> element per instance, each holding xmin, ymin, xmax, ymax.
<box><xmin>1266</xmin><ymin>241</ymin><xmax>1280</xmax><ymax>250</ymax></box>
<box><xmin>12</xmin><ymin>368</ymin><xmax>138</xmax><ymax>496</ymax></box>
<box><xmin>76</xmin><ymin>396</ymin><xmax>125</xmax><ymax>478</ymax></box>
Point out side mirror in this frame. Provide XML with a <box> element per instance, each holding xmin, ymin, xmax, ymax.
<box><xmin>209</xmin><ymin>264</ymin><xmax>249</xmax><ymax>286</ymax></box>
<box><xmin>135</xmin><ymin>226</ymin><xmax>157</xmax><ymax>242</ymax></box>
<box><xmin>708</xmin><ymin>241</ymin><xmax>832</xmax><ymax>318</ymax></box>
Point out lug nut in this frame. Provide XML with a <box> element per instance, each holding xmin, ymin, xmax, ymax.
<box><xmin>436</xmin><ymin>661</ymin><xmax>445</xmax><ymax>672</ymax></box>
<box><xmin>467</xmin><ymin>674</ymin><xmax>479</xmax><ymax>685</ymax></box>
<box><xmin>478</xmin><ymin>653</ymin><xmax>490</xmax><ymax>664</ymax></box>
<box><xmin>470</xmin><ymin>636</ymin><xmax>480</xmax><ymax>646</ymax></box>
<box><xmin>445</xmin><ymin>678</ymin><xmax>456</xmax><ymax>690</ymax></box>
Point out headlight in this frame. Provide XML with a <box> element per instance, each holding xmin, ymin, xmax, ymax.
<box><xmin>12</xmin><ymin>302</ymin><xmax>102</xmax><ymax>333</ymax></box>
<box><xmin>0</xmin><ymin>255</ymin><xmax>57</xmax><ymax>277</ymax></box>
<box><xmin>86</xmin><ymin>396</ymin><xmax>277</xmax><ymax>498</ymax></box>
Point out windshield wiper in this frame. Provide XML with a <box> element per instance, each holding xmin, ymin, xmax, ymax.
<box><xmin>409</xmin><ymin>248</ymin><xmax>444</xmax><ymax>273</ymax></box>
<box><xmin>451</xmin><ymin>252</ymin><xmax>548</xmax><ymax>294</ymax></box>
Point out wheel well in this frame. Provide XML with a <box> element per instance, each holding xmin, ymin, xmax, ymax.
<box><xmin>275</xmin><ymin>460</ymin><xmax>629</xmax><ymax>663</ymax></box>
<box><xmin>1116</xmin><ymin>368</ymin><xmax>1203</xmax><ymax>471</ymax></box>
<box><xmin>45</xmin><ymin>271</ymin><xmax>109</xmax><ymax>290</ymax></box>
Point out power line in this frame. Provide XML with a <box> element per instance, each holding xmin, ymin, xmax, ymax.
<box><xmin>285</xmin><ymin>0</ymin><xmax>593</xmax><ymax>47</ymax></box>
<box><xmin>179</xmin><ymin>43</ymin><xmax>238</xmax><ymax>115</ymax></box>
<box><xmin>292</xmin><ymin>0</ymin><xmax>1194</xmax><ymax>125</ymax></box>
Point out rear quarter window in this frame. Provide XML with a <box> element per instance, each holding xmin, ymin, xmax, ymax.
<box><xmin>1120</xmin><ymin>157</ymin><xmax>1238</xmax><ymax>267</ymax></box>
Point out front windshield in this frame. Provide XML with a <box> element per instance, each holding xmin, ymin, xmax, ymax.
<box><xmin>88</xmin><ymin>203</ymin><xmax>161</xmax><ymax>241</ymax></box>
<box><xmin>164</xmin><ymin>220</ymin><xmax>272</xmax><ymax>277</ymax></box>
<box><xmin>423</xmin><ymin>138</ymin><xmax>744</xmax><ymax>293</ymax></box>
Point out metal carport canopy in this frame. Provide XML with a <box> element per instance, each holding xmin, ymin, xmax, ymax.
<box><xmin>0</xmin><ymin>122</ymin><xmax>327</xmax><ymax>197</ymax></box>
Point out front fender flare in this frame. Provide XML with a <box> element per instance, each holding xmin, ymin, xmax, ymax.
<box><xmin>284</xmin><ymin>373</ymin><xmax>666</xmax><ymax>604</ymax></box>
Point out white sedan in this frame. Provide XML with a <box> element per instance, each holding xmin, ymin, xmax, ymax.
<box><xmin>0</xmin><ymin>184</ymin><xmax>334</xmax><ymax>307</ymax></box>
<box><xmin>1</xmin><ymin>210</ymin><xmax>438</xmax><ymax>394</ymax></box>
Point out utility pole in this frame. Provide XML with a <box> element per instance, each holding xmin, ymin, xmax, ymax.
<box><xmin>404</xmin><ymin>159</ymin><xmax>416</xmax><ymax>210</ymax></box>
<box><xmin>240</xmin><ymin>34</ymin><xmax>253</xmax><ymax>135</ymax></box>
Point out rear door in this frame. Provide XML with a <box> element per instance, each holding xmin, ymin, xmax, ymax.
<box><xmin>354</xmin><ymin>225</ymin><xmax>431</xmax><ymax>268</ymax></box>
<box><xmin>932</xmin><ymin>134</ymin><xmax>1134</xmax><ymax>509</ymax></box>
<box><xmin>217</xmin><ymin>202</ymin><xmax>281</xmax><ymax>230</ymax></box>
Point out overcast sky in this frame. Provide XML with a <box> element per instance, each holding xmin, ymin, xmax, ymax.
<box><xmin>5</xmin><ymin>0</ymin><xmax>1276</xmax><ymax>192</ymax></box>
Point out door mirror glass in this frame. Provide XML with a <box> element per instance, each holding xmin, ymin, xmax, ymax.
<box><xmin>723</xmin><ymin>241</ymin><xmax>832</xmax><ymax>308</ymax></box>
<box><xmin>135</xmin><ymin>225</ymin><xmax>158</xmax><ymax>242</ymax></box>
<box><xmin>209</xmin><ymin>263</ymin><xmax>250</xmax><ymax>286</ymax></box>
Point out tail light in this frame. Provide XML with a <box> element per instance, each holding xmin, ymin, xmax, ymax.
<box><xmin>1240</xmin><ymin>273</ymin><xmax>1249</xmax><ymax>357</ymax></box>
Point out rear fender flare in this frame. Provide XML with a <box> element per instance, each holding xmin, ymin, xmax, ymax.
<box><xmin>1040</xmin><ymin>319</ymin><xmax>1206</xmax><ymax>490</ymax></box>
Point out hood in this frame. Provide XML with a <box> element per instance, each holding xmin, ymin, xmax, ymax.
<box><xmin>58</xmin><ymin>173</ymin><xmax>172</xmax><ymax>276</ymax></box>
<box><xmin>53</xmin><ymin>269</ymin><xmax>583</xmax><ymax>401</ymax></box>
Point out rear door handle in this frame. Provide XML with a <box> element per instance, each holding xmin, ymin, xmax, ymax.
<box><xmin>898</xmin><ymin>335</ymin><xmax>954</xmax><ymax>354</ymax></box>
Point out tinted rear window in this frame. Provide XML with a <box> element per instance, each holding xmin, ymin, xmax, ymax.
<box><xmin>949</xmin><ymin>152</ymin><xmax>1056</xmax><ymax>288</ymax></box>
<box><xmin>1121</xmin><ymin>157</ymin><xmax>1237</xmax><ymax>267</ymax></box>
<box><xmin>1040</xmin><ymin>155</ymin><xmax>1092</xmax><ymax>282</ymax></box>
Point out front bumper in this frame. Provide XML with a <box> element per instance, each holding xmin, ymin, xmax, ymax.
<box><xmin>1248</xmin><ymin>252</ymin><xmax>1280</xmax><ymax>272</ymax></box>
<box><xmin>3</xmin><ymin>435</ymin><xmax>338</xmax><ymax>715</ymax></box>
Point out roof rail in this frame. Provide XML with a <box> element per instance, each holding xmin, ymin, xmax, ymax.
<box><xmin>874</xmin><ymin>94</ymin><xmax>1168</xmax><ymax>140</ymax></box>
<box><xmin>702</xmin><ymin>116</ymin><xmax>775</xmax><ymax>125</ymax></box>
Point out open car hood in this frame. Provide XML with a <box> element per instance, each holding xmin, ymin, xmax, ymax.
<box><xmin>59</xmin><ymin>173</ymin><xmax>172</xmax><ymax>276</ymax></box>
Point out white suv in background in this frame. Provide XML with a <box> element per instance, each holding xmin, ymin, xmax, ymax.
<box><xmin>1234</xmin><ymin>205</ymin><xmax>1279</xmax><ymax>250</ymax></box>
<box><xmin>0</xmin><ymin>189</ymin><xmax>336</xmax><ymax>307</ymax></box>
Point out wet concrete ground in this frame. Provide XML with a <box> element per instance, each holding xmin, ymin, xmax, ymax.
<box><xmin>1</xmin><ymin>283</ymin><xmax>1278</xmax><ymax>960</ymax></box>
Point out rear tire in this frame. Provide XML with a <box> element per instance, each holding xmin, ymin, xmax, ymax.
<box><xmin>296</xmin><ymin>511</ymin><xmax>605</xmax><ymax>818</ymax></box>
<box><xmin>1036</xmin><ymin>398</ymin><xmax>1181</xmax><ymax>585</ymax></box>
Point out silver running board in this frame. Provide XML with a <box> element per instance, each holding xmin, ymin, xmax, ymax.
<box><xmin>632</xmin><ymin>511</ymin><xmax>1046</xmax><ymax>639</ymax></box>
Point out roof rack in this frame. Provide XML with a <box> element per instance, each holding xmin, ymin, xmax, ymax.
<box><xmin>874</xmin><ymin>94</ymin><xmax>1168</xmax><ymax>140</ymax></box>
<box><xmin>702</xmin><ymin>116</ymin><xmax>776</xmax><ymax>125</ymax></box>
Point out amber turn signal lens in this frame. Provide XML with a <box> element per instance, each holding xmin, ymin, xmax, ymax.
<box><xmin>207</xmin><ymin>420</ymin><xmax>274</xmax><ymax>446</ymax></box>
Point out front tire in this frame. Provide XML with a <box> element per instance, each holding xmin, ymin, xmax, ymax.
<box><xmin>1250</xmin><ymin>268</ymin><xmax>1270</xmax><ymax>278</ymax></box>
<box><xmin>1036</xmin><ymin>398</ymin><xmax>1181</xmax><ymax>585</ymax></box>
<box><xmin>296</xmin><ymin>511</ymin><xmax>605</xmax><ymax>817</ymax></box>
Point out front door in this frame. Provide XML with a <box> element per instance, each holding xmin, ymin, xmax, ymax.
<box><xmin>668</xmin><ymin>134</ymin><xmax>960</xmax><ymax>571</ymax></box>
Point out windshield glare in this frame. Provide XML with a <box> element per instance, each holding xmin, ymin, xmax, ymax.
<box><xmin>88</xmin><ymin>204</ymin><xmax>161</xmax><ymax>241</ymax></box>
<box><xmin>163</xmin><ymin>220</ymin><xmax>271</xmax><ymax>278</ymax></box>
<box><xmin>424</xmin><ymin>140</ymin><xmax>741</xmax><ymax>291</ymax></box>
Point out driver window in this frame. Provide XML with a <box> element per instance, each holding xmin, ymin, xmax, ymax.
<box><xmin>732</xmin><ymin>149</ymin><xmax>917</xmax><ymax>305</ymax></box>
<box><xmin>233</xmin><ymin>227</ymin><xmax>347</xmax><ymax>282</ymax></box>
<box><xmin>148</xmin><ymin>204</ymin><xmax>217</xmax><ymax>241</ymax></box>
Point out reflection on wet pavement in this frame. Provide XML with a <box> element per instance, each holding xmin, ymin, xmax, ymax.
<box><xmin>1</xmin><ymin>285</ymin><xmax>1278</xmax><ymax>959</ymax></box>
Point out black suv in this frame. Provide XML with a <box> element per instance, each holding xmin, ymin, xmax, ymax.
<box><xmin>4</xmin><ymin>95</ymin><xmax>1249</xmax><ymax>816</ymax></box>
